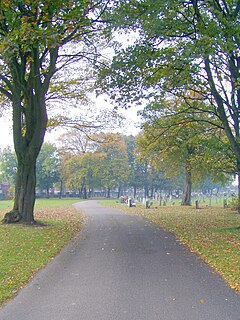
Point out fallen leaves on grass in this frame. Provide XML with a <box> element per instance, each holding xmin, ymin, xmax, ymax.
<box><xmin>0</xmin><ymin>201</ymin><xmax>83</xmax><ymax>306</ymax></box>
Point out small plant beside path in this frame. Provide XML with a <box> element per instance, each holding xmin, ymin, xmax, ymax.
<box><xmin>101</xmin><ymin>200</ymin><xmax>240</xmax><ymax>293</ymax></box>
<box><xmin>0</xmin><ymin>199</ymin><xmax>84</xmax><ymax>306</ymax></box>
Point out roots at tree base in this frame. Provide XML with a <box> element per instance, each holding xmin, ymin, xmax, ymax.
<box><xmin>2</xmin><ymin>211</ymin><xmax>47</xmax><ymax>226</ymax></box>
<box><xmin>2</xmin><ymin>210</ymin><xmax>22</xmax><ymax>224</ymax></box>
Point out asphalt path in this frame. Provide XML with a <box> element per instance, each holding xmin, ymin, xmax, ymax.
<box><xmin>0</xmin><ymin>200</ymin><xmax>239</xmax><ymax>320</ymax></box>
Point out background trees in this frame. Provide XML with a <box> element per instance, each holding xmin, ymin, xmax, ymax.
<box><xmin>0</xmin><ymin>147</ymin><xmax>17</xmax><ymax>186</ymax></box>
<box><xmin>62</xmin><ymin>152</ymin><xmax>106</xmax><ymax>198</ymax></box>
<box><xmin>60</xmin><ymin>133</ymin><xmax>130</xmax><ymax>198</ymax></box>
<box><xmin>36</xmin><ymin>143</ymin><xmax>60</xmax><ymax>198</ymax></box>
<box><xmin>94</xmin><ymin>133</ymin><xmax>130</xmax><ymax>197</ymax></box>
<box><xmin>0</xmin><ymin>132</ymin><xmax>234</xmax><ymax>204</ymax></box>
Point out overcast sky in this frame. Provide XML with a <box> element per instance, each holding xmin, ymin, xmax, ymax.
<box><xmin>0</xmin><ymin>100</ymin><xmax>142</xmax><ymax>150</ymax></box>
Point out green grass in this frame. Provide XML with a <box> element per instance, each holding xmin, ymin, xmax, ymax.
<box><xmin>0</xmin><ymin>200</ymin><xmax>13</xmax><ymax>210</ymax></box>
<box><xmin>102</xmin><ymin>200</ymin><xmax>240</xmax><ymax>293</ymax></box>
<box><xmin>0</xmin><ymin>198</ymin><xmax>84</xmax><ymax>306</ymax></box>
<box><xmin>35</xmin><ymin>198</ymin><xmax>84</xmax><ymax>207</ymax></box>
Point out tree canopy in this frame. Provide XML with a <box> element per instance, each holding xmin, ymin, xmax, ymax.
<box><xmin>99</xmin><ymin>0</ymin><xmax>240</xmax><ymax>206</ymax></box>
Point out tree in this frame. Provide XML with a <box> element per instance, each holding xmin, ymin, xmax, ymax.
<box><xmin>58</xmin><ymin>129</ymin><xmax>94</xmax><ymax>155</ymax></box>
<box><xmin>123</xmin><ymin>134</ymin><xmax>180</xmax><ymax>199</ymax></box>
<box><xmin>99</xmin><ymin>0</ymin><xmax>240</xmax><ymax>208</ymax></box>
<box><xmin>0</xmin><ymin>1</ymin><xmax>108</xmax><ymax>223</ymax></box>
<box><xmin>136</xmin><ymin>130</ymin><xmax>194</xmax><ymax>205</ymax></box>
<box><xmin>0</xmin><ymin>147</ymin><xmax>17</xmax><ymax>185</ymax></box>
<box><xmin>95</xmin><ymin>133</ymin><xmax>130</xmax><ymax>197</ymax></box>
<box><xmin>62</xmin><ymin>151</ymin><xmax>106</xmax><ymax>198</ymax></box>
<box><xmin>36</xmin><ymin>143</ymin><xmax>60</xmax><ymax>198</ymax></box>
<box><xmin>136</xmin><ymin>98</ymin><xmax>233</xmax><ymax>205</ymax></box>
<box><xmin>123</xmin><ymin>135</ymin><xmax>145</xmax><ymax>197</ymax></box>
<box><xmin>58</xmin><ymin>129</ymin><xmax>101</xmax><ymax>198</ymax></box>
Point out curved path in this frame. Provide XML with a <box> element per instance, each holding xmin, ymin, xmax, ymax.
<box><xmin>0</xmin><ymin>200</ymin><xmax>239</xmax><ymax>320</ymax></box>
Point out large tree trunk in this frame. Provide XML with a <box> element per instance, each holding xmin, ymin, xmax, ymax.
<box><xmin>133</xmin><ymin>185</ymin><xmax>137</xmax><ymax>198</ymax></box>
<box><xmin>117</xmin><ymin>185</ymin><xmax>122</xmax><ymax>198</ymax></box>
<box><xmin>181</xmin><ymin>163</ymin><xmax>192</xmax><ymax>206</ymax></box>
<box><xmin>144</xmin><ymin>185</ymin><xmax>149</xmax><ymax>198</ymax></box>
<box><xmin>3</xmin><ymin>75</ymin><xmax>48</xmax><ymax>223</ymax></box>
<box><xmin>238</xmin><ymin>170</ymin><xmax>240</xmax><ymax>214</ymax></box>
<box><xmin>59</xmin><ymin>179</ymin><xmax>63</xmax><ymax>199</ymax></box>
<box><xmin>14</xmin><ymin>154</ymin><xmax>37</xmax><ymax>223</ymax></box>
<box><xmin>3</xmin><ymin>144</ymin><xmax>45</xmax><ymax>224</ymax></box>
<box><xmin>150</xmin><ymin>187</ymin><xmax>154</xmax><ymax>198</ymax></box>
<box><xmin>83</xmin><ymin>186</ymin><xmax>87</xmax><ymax>199</ymax></box>
<box><xmin>107</xmin><ymin>187</ymin><xmax>111</xmax><ymax>198</ymax></box>
<box><xmin>46</xmin><ymin>187</ymin><xmax>50</xmax><ymax>199</ymax></box>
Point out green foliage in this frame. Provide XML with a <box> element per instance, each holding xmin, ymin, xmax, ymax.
<box><xmin>228</xmin><ymin>196</ymin><xmax>240</xmax><ymax>211</ymax></box>
<box><xmin>101</xmin><ymin>1</ymin><xmax>239</xmax><ymax>101</ymax></box>
<box><xmin>123</xmin><ymin>134</ymin><xmax>149</xmax><ymax>194</ymax></box>
<box><xmin>0</xmin><ymin>1</ymin><xmax>97</xmax><ymax>57</ymax></box>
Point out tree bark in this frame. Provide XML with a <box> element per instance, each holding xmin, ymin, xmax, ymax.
<box><xmin>83</xmin><ymin>186</ymin><xmax>87</xmax><ymax>199</ymax></box>
<box><xmin>13</xmin><ymin>154</ymin><xmax>37</xmax><ymax>223</ymax></box>
<box><xmin>144</xmin><ymin>185</ymin><xmax>149</xmax><ymax>198</ymax></box>
<box><xmin>181</xmin><ymin>163</ymin><xmax>192</xmax><ymax>206</ymax></box>
<box><xmin>117</xmin><ymin>185</ymin><xmax>122</xmax><ymax>198</ymax></box>
<box><xmin>238</xmin><ymin>163</ymin><xmax>240</xmax><ymax>214</ymax></box>
<box><xmin>59</xmin><ymin>179</ymin><xmax>63</xmax><ymax>199</ymax></box>
<box><xmin>107</xmin><ymin>187</ymin><xmax>111</xmax><ymax>198</ymax></box>
<box><xmin>150</xmin><ymin>187</ymin><xmax>154</xmax><ymax>198</ymax></box>
<box><xmin>133</xmin><ymin>185</ymin><xmax>137</xmax><ymax>198</ymax></box>
<box><xmin>205</xmin><ymin>57</ymin><xmax>240</xmax><ymax>164</ymax></box>
<box><xmin>3</xmin><ymin>140</ymin><xmax>45</xmax><ymax>224</ymax></box>
<box><xmin>46</xmin><ymin>185</ymin><xmax>50</xmax><ymax>199</ymax></box>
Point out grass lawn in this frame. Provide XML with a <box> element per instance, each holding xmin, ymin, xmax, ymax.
<box><xmin>0</xmin><ymin>198</ymin><xmax>84</xmax><ymax>306</ymax></box>
<box><xmin>101</xmin><ymin>199</ymin><xmax>240</xmax><ymax>293</ymax></box>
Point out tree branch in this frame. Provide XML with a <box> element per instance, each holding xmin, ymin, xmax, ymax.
<box><xmin>234</xmin><ymin>0</ymin><xmax>240</xmax><ymax>16</ymax></box>
<box><xmin>204</xmin><ymin>55</ymin><xmax>240</xmax><ymax>161</ymax></box>
<box><xmin>0</xmin><ymin>86</ymin><xmax>12</xmax><ymax>100</ymax></box>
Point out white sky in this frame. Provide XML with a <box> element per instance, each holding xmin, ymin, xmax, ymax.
<box><xmin>0</xmin><ymin>115</ymin><xmax>13</xmax><ymax>149</ymax></box>
<box><xmin>0</xmin><ymin>98</ymin><xmax>142</xmax><ymax>150</ymax></box>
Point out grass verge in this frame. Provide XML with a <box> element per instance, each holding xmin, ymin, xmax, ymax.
<box><xmin>101</xmin><ymin>199</ymin><xmax>240</xmax><ymax>293</ymax></box>
<box><xmin>0</xmin><ymin>198</ymin><xmax>84</xmax><ymax>306</ymax></box>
